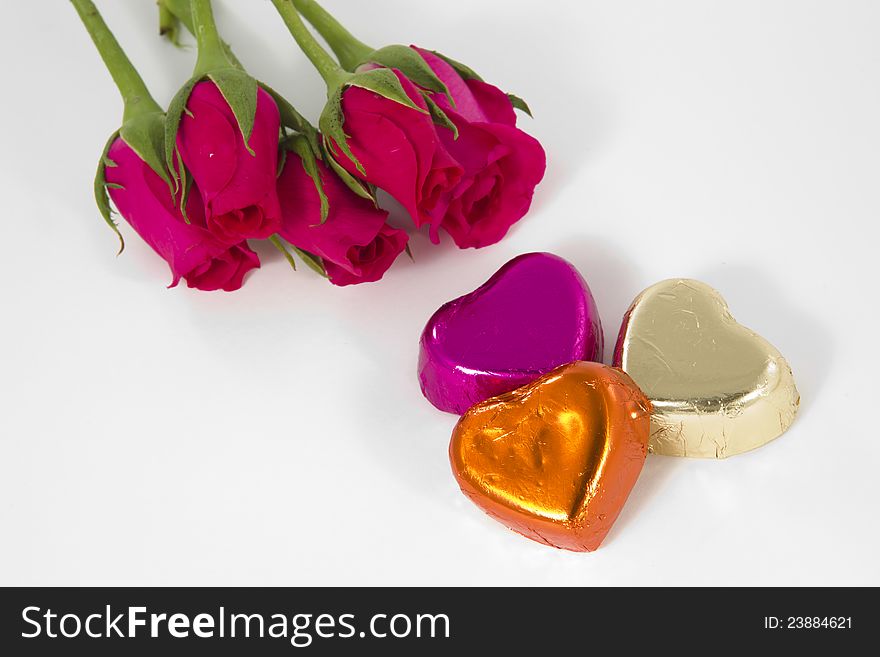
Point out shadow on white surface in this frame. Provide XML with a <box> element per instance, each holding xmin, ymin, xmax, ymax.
<box><xmin>605</xmin><ymin>454</ymin><xmax>685</xmax><ymax>547</ymax></box>
<box><xmin>550</xmin><ymin>236</ymin><xmax>646</xmax><ymax>363</ymax></box>
<box><xmin>699</xmin><ymin>264</ymin><xmax>831</xmax><ymax>422</ymax></box>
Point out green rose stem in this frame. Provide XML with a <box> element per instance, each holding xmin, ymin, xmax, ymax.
<box><xmin>270</xmin><ymin>0</ymin><xmax>349</xmax><ymax>89</ymax></box>
<box><xmin>190</xmin><ymin>0</ymin><xmax>236</xmax><ymax>75</ymax></box>
<box><xmin>290</xmin><ymin>0</ymin><xmax>372</xmax><ymax>72</ymax></box>
<box><xmin>160</xmin><ymin>0</ymin><xmax>243</xmax><ymax>69</ymax></box>
<box><xmin>70</xmin><ymin>0</ymin><xmax>162</xmax><ymax>122</ymax></box>
<box><xmin>279</xmin><ymin>0</ymin><xmax>453</xmax><ymax>105</ymax></box>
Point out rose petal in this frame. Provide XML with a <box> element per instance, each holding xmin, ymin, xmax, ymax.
<box><xmin>412</xmin><ymin>46</ymin><xmax>489</xmax><ymax>123</ymax></box>
<box><xmin>466</xmin><ymin>79</ymin><xmax>518</xmax><ymax>127</ymax></box>
<box><xmin>324</xmin><ymin>225</ymin><xmax>409</xmax><ymax>287</ymax></box>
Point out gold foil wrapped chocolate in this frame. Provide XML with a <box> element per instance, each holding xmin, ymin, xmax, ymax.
<box><xmin>614</xmin><ymin>279</ymin><xmax>800</xmax><ymax>458</ymax></box>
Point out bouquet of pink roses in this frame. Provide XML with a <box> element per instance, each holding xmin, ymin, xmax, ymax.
<box><xmin>72</xmin><ymin>0</ymin><xmax>545</xmax><ymax>291</ymax></box>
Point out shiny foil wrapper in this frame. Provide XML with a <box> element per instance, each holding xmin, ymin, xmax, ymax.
<box><xmin>614</xmin><ymin>279</ymin><xmax>800</xmax><ymax>458</ymax></box>
<box><xmin>450</xmin><ymin>362</ymin><xmax>651</xmax><ymax>552</ymax></box>
<box><xmin>419</xmin><ymin>253</ymin><xmax>603</xmax><ymax>415</ymax></box>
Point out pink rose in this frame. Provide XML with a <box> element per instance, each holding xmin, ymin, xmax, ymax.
<box><xmin>277</xmin><ymin>152</ymin><xmax>409</xmax><ymax>286</ymax></box>
<box><xmin>176</xmin><ymin>81</ymin><xmax>283</xmax><ymax>245</ymax></box>
<box><xmin>106</xmin><ymin>139</ymin><xmax>259</xmax><ymax>292</ymax></box>
<box><xmin>330</xmin><ymin>70</ymin><xmax>462</xmax><ymax>241</ymax></box>
<box><xmin>413</xmin><ymin>47</ymin><xmax>546</xmax><ymax>249</ymax></box>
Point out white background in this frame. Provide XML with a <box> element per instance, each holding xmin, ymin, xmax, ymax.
<box><xmin>1</xmin><ymin>0</ymin><xmax>878</xmax><ymax>586</ymax></box>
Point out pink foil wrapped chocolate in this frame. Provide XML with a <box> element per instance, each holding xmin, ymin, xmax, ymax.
<box><xmin>418</xmin><ymin>253</ymin><xmax>604</xmax><ymax>414</ymax></box>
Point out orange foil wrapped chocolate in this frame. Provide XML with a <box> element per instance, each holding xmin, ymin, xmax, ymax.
<box><xmin>449</xmin><ymin>361</ymin><xmax>651</xmax><ymax>551</ymax></box>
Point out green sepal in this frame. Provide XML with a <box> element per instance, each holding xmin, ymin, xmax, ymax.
<box><xmin>347</xmin><ymin>68</ymin><xmax>427</xmax><ymax>115</ymax></box>
<box><xmin>277</xmin><ymin>144</ymin><xmax>288</xmax><ymax>178</ymax></box>
<box><xmin>423</xmin><ymin>93</ymin><xmax>458</xmax><ymax>139</ymax></box>
<box><xmin>104</xmin><ymin>183</ymin><xmax>125</xmax><ymax>190</ymax></box>
<box><xmin>405</xmin><ymin>243</ymin><xmax>414</xmax><ymax>262</ymax></box>
<box><xmin>178</xmin><ymin>169</ymin><xmax>194</xmax><ymax>224</ymax></box>
<box><xmin>170</xmin><ymin>148</ymin><xmax>192</xmax><ymax>223</ymax></box>
<box><xmin>322</xmin><ymin>139</ymin><xmax>375</xmax><ymax>204</ymax></box>
<box><xmin>283</xmin><ymin>134</ymin><xmax>330</xmax><ymax>223</ymax></box>
<box><xmin>269</xmin><ymin>235</ymin><xmax>297</xmax><ymax>271</ymax></box>
<box><xmin>507</xmin><ymin>93</ymin><xmax>533</xmax><ymax>117</ymax></box>
<box><xmin>323</xmin><ymin>143</ymin><xmax>379</xmax><ymax>207</ymax></box>
<box><xmin>119</xmin><ymin>110</ymin><xmax>172</xmax><ymax>189</ymax></box>
<box><xmin>173</xmin><ymin>147</ymin><xmax>187</xmax><ymax>192</ymax></box>
<box><xmin>269</xmin><ymin>236</ymin><xmax>329</xmax><ymax>279</ymax></box>
<box><xmin>319</xmin><ymin>85</ymin><xmax>362</xmax><ymax>174</ymax></box>
<box><xmin>427</xmin><ymin>50</ymin><xmax>484</xmax><ymax>82</ymax></box>
<box><xmin>165</xmin><ymin>76</ymin><xmax>199</xmax><ymax>190</ymax></box>
<box><xmin>291</xmin><ymin>246</ymin><xmax>328</xmax><ymax>278</ymax></box>
<box><xmin>362</xmin><ymin>45</ymin><xmax>453</xmax><ymax>106</ymax></box>
<box><xmin>208</xmin><ymin>68</ymin><xmax>258</xmax><ymax>155</ymax></box>
<box><xmin>94</xmin><ymin>130</ymin><xmax>125</xmax><ymax>254</ymax></box>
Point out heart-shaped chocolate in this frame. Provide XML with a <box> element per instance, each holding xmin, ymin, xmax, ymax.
<box><xmin>419</xmin><ymin>253</ymin><xmax>603</xmax><ymax>414</ymax></box>
<box><xmin>450</xmin><ymin>361</ymin><xmax>651</xmax><ymax>552</ymax></box>
<box><xmin>614</xmin><ymin>279</ymin><xmax>800</xmax><ymax>458</ymax></box>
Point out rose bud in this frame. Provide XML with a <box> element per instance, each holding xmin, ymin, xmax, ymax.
<box><xmin>72</xmin><ymin>0</ymin><xmax>259</xmax><ymax>290</ymax></box>
<box><xmin>277</xmin><ymin>137</ymin><xmax>409</xmax><ymax>286</ymax></box>
<box><xmin>165</xmin><ymin>0</ymin><xmax>289</xmax><ymax>246</ymax></box>
<box><xmin>271</xmin><ymin>0</ymin><xmax>463</xmax><ymax>242</ymax></box>
<box><xmin>106</xmin><ymin>140</ymin><xmax>259</xmax><ymax>291</ymax></box>
<box><xmin>287</xmin><ymin>0</ymin><xmax>546</xmax><ymax>249</ymax></box>
<box><xmin>413</xmin><ymin>48</ymin><xmax>546</xmax><ymax>248</ymax></box>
